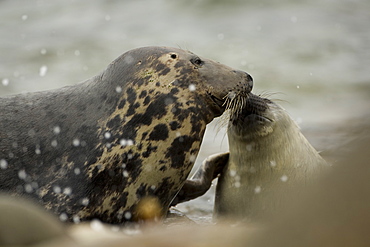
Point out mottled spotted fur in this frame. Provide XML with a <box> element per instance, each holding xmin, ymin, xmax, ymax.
<box><xmin>0</xmin><ymin>47</ymin><xmax>253</xmax><ymax>223</ymax></box>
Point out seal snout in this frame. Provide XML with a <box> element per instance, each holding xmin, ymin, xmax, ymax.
<box><xmin>227</xmin><ymin>93</ymin><xmax>273</xmax><ymax>126</ymax></box>
<box><xmin>244</xmin><ymin>71</ymin><xmax>254</xmax><ymax>92</ymax></box>
<box><xmin>232</xmin><ymin>70</ymin><xmax>253</xmax><ymax>94</ymax></box>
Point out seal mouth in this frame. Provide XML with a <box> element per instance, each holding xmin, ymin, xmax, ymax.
<box><xmin>242</xmin><ymin>113</ymin><xmax>273</xmax><ymax>124</ymax></box>
<box><xmin>225</xmin><ymin>93</ymin><xmax>274</xmax><ymax>126</ymax></box>
<box><xmin>210</xmin><ymin>94</ymin><xmax>225</xmax><ymax>108</ymax></box>
<box><xmin>207</xmin><ymin>91</ymin><xmax>227</xmax><ymax>116</ymax></box>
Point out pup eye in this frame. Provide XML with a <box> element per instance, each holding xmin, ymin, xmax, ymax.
<box><xmin>191</xmin><ymin>57</ymin><xmax>203</xmax><ymax>67</ymax></box>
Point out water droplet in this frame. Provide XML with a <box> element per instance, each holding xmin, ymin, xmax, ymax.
<box><xmin>21</xmin><ymin>14</ymin><xmax>28</xmax><ymax>21</ymax></box>
<box><xmin>74</xmin><ymin>168</ymin><xmax>81</xmax><ymax>175</ymax></box>
<box><xmin>217</xmin><ymin>33</ymin><xmax>224</xmax><ymax>40</ymax></box>
<box><xmin>72</xmin><ymin>215</ymin><xmax>81</xmax><ymax>224</ymax></box>
<box><xmin>234</xmin><ymin>181</ymin><xmax>241</xmax><ymax>188</ymax></box>
<box><xmin>35</xmin><ymin>147</ymin><xmax>41</xmax><ymax>155</ymax></box>
<box><xmin>120</xmin><ymin>139</ymin><xmax>127</xmax><ymax>146</ymax></box>
<box><xmin>18</xmin><ymin>169</ymin><xmax>27</xmax><ymax>180</ymax></box>
<box><xmin>63</xmin><ymin>187</ymin><xmax>72</xmax><ymax>195</ymax></box>
<box><xmin>28</xmin><ymin>129</ymin><xmax>36</xmax><ymax>137</ymax></box>
<box><xmin>40</xmin><ymin>48</ymin><xmax>47</xmax><ymax>55</ymax></box>
<box><xmin>2</xmin><ymin>78</ymin><xmax>9</xmax><ymax>86</ymax></box>
<box><xmin>0</xmin><ymin>159</ymin><xmax>8</xmax><ymax>169</ymax></box>
<box><xmin>188</xmin><ymin>84</ymin><xmax>196</xmax><ymax>91</ymax></box>
<box><xmin>229</xmin><ymin>170</ymin><xmax>237</xmax><ymax>177</ymax></box>
<box><xmin>280</xmin><ymin>175</ymin><xmax>288</xmax><ymax>182</ymax></box>
<box><xmin>59</xmin><ymin>213</ymin><xmax>68</xmax><ymax>222</ymax></box>
<box><xmin>164</xmin><ymin>97</ymin><xmax>174</xmax><ymax>105</ymax></box>
<box><xmin>90</xmin><ymin>219</ymin><xmax>104</xmax><ymax>231</ymax></box>
<box><xmin>39</xmin><ymin>65</ymin><xmax>48</xmax><ymax>77</ymax></box>
<box><xmin>81</xmin><ymin>197</ymin><xmax>90</xmax><ymax>206</ymax></box>
<box><xmin>104</xmin><ymin>132</ymin><xmax>111</xmax><ymax>139</ymax></box>
<box><xmin>53</xmin><ymin>185</ymin><xmax>61</xmax><ymax>194</ymax></box>
<box><xmin>124</xmin><ymin>211</ymin><xmax>132</xmax><ymax>220</ymax></box>
<box><xmin>127</xmin><ymin>139</ymin><xmax>134</xmax><ymax>146</ymax></box>
<box><xmin>123</xmin><ymin>55</ymin><xmax>134</xmax><ymax>65</ymax></box>
<box><xmin>189</xmin><ymin>155</ymin><xmax>196</xmax><ymax>162</ymax></box>
<box><xmin>296</xmin><ymin>85</ymin><xmax>300</xmax><ymax>89</ymax></box>
<box><xmin>73</xmin><ymin>138</ymin><xmax>80</xmax><ymax>147</ymax></box>
<box><xmin>51</xmin><ymin>140</ymin><xmax>58</xmax><ymax>147</ymax></box>
<box><xmin>53</xmin><ymin>126</ymin><xmax>61</xmax><ymax>135</ymax></box>
<box><xmin>24</xmin><ymin>184</ymin><xmax>33</xmax><ymax>193</ymax></box>
<box><xmin>254</xmin><ymin>186</ymin><xmax>262</xmax><ymax>194</ymax></box>
<box><xmin>123</xmin><ymin>170</ymin><xmax>129</xmax><ymax>178</ymax></box>
<box><xmin>31</xmin><ymin>182</ymin><xmax>38</xmax><ymax>189</ymax></box>
<box><xmin>115</xmin><ymin>86</ymin><xmax>122</xmax><ymax>93</ymax></box>
<box><xmin>270</xmin><ymin>160</ymin><xmax>277</xmax><ymax>167</ymax></box>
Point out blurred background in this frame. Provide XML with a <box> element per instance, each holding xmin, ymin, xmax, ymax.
<box><xmin>1</xmin><ymin>0</ymin><xmax>369</xmax><ymax>222</ymax></box>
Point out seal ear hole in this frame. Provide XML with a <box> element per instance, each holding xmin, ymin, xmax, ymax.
<box><xmin>170</xmin><ymin>53</ymin><xmax>177</xmax><ymax>59</ymax></box>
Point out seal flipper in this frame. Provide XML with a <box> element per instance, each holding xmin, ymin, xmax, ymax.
<box><xmin>171</xmin><ymin>152</ymin><xmax>229</xmax><ymax>206</ymax></box>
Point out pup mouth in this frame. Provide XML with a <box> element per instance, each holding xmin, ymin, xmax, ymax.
<box><xmin>226</xmin><ymin>93</ymin><xmax>273</xmax><ymax>126</ymax></box>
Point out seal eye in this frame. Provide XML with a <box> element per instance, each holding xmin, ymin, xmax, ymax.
<box><xmin>170</xmin><ymin>53</ymin><xmax>177</xmax><ymax>59</ymax></box>
<box><xmin>191</xmin><ymin>57</ymin><xmax>203</xmax><ymax>67</ymax></box>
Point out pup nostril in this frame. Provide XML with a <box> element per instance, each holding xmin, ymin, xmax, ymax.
<box><xmin>247</xmin><ymin>74</ymin><xmax>253</xmax><ymax>82</ymax></box>
<box><xmin>245</xmin><ymin>73</ymin><xmax>253</xmax><ymax>91</ymax></box>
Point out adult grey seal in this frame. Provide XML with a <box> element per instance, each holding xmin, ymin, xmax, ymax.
<box><xmin>0</xmin><ymin>46</ymin><xmax>253</xmax><ymax>224</ymax></box>
<box><xmin>172</xmin><ymin>93</ymin><xmax>327</xmax><ymax>220</ymax></box>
